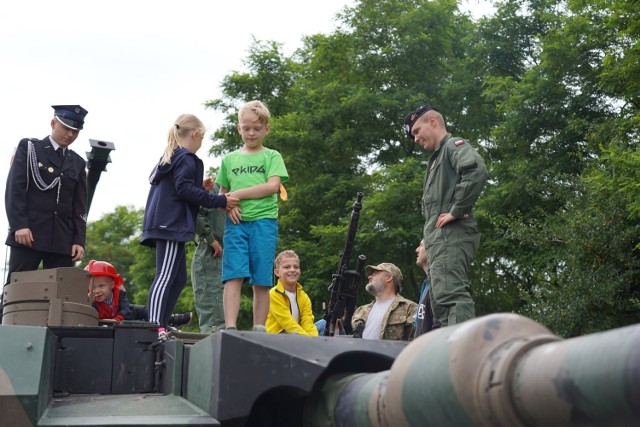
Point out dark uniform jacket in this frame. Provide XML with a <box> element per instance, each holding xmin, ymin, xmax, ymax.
<box><xmin>5</xmin><ymin>137</ymin><xmax>88</xmax><ymax>254</ymax></box>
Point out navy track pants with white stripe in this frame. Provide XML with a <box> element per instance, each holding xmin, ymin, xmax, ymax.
<box><xmin>147</xmin><ymin>240</ymin><xmax>186</xmax><ymax>327</ymax></box>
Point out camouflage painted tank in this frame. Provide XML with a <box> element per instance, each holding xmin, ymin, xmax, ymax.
<box><xmin>2</xmin><ymin>141</ymin><xmax>638</xmax><ymax>426</ymax></box>
<box><xmin>1</xmin><ymin>271</ymin><xmax>638</xmax><ymax>427</ymax></box>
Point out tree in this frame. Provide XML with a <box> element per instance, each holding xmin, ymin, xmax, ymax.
<box><xmin>476</xmin><ymin>0</ymin><xmax>639</xmax><ymax>335</ymax></box>
<box><xmin>200</xmin><ymin>0</ymin><xmax>639</xmax><ymax>336</ymax></box>
<box><xmin>205</xmin><ymin>0</ymin><xmax>482</xmax><ymax>318</ymax></box>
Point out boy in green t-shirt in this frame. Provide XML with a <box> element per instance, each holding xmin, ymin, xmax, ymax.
<box><xmin>216</xmin><ymin>100</ymin><xmax>288</xmax><ymax>331</ymax></box>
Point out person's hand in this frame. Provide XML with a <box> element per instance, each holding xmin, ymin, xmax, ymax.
<box><xmin>71</xmin><ymin>244</ymin><xmax>85</xmax><ymax>262</ymax></box>
<box><xmin>210</xmin><ymin>240</ymin><xmax>223</xmax><ymax>257</ymax></box>
<box><xmin>436</xmin><ymin>212</ymin><xmax>469</xmax><ymax>228</ymax></box>
<box><xmin>203</xmin><ymin>177</ymin><xmax>214</xmax><ymax>191</ymax></box>
<box><xmin>436</xmin><ymin>213</ymin><xmax>456</xmax><ymax>228</ymax></box>
<box><xmin>225</xmin><ymin>193</ymin><xmax>240</xmax><ymax>209</ymax></box>
<box><xmin>226</xmin><ymin>206</ymin><xmax>243</xmax><ymax>224</ymax></box>
<box><xmin>14</xmin><ymin>228</ymin><xmax>34</xmax><ymax>247</ymax></box>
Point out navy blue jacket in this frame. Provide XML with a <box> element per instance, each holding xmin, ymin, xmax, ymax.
<box><xmin>141</xmin><ymin>147</ymin><xmax>227</xmax><ymax>246</ymax></box>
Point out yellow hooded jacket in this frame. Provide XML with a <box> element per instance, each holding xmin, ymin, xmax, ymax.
<box><xmin>266</xmin><ymin>279</ymin><xmax>318</xmax><ymax>336</ymax></box>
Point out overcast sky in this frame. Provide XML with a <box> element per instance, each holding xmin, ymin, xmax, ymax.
<box><xmin>1</xmin><ymin>0</ymin><xmax>491</xmax><ymax>274</ymax></box>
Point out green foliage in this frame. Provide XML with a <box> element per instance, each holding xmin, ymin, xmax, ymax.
<box><xmin>204</xmin><ymin>0</ymin><xmax>482</xmax><ymax>321</ymax></box>
<box><xmin>478</xmin><ymin>0</ymin><xmax>640</xmax><ymax>335</ymax></box>
<box><xmin>523</xmin><ymin>173</ymin><xmax>640</xmax><ymax>337</ymax></box>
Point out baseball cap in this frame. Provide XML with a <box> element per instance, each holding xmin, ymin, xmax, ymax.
<box><xmin>365</xmin><ymin>262</ymin><xmax>403</xmax><ymax>292</ymax></box>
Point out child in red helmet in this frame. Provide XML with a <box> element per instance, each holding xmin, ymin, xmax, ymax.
<box><xmin>85</xmin><ymin>259</ymin><xmax>193</xmax><ymax>330</ymax></box>
<box><xmin>85</xmin><ymin>259</ymin><xmax>132</xmax><ymax>321</ymax></box>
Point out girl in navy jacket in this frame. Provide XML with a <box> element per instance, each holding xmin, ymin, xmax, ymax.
<box><xmin>141</xmin><ymin>114</ymin><xmax>239</xmax><ymax>338</ymax></box>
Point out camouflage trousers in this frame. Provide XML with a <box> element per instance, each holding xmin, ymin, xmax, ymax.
<box><xmin>425</xmin><ymin>219</ymin><xmax>480</xmax><ymax>327</ymax></box>
<box><xmin>191</xmin><ymin>241</ymin><xmax>224</xmax><ymax>333</ymax></box>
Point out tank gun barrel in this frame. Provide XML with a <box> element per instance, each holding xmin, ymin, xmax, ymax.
<box><xmin>308</xmin><ymin>313</ymin><xmax>640</xmax><ymax>427</ymax></box>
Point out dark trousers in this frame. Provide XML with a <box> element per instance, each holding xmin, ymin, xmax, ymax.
<box><xmin>147</xmin><ymin>240</ymin><xmax>186</xmax><ymax>328</ymax></box>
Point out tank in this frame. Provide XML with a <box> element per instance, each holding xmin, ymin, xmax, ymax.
<box><xmin>2</xmin><ymin>144</ymin><xmax>639</xmax><ymax>426</ymax></box>
<box><xmin>1</xmin><ymin>277</ymin><xmax>639</xmax><ymax>427</ymax></box>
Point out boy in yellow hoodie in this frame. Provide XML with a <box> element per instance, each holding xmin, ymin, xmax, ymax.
<box><xmin>265</xmin><ymin>250</ymin><xmax>317</xmax><ymax>336</ymax></box>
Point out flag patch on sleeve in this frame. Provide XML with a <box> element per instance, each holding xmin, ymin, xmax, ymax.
<box><xmin>454</xmin><ymin>140</ymin><xmax>465</xmax><ymax>146</ymax></box>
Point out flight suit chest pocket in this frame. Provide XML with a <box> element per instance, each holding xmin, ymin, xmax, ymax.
<box><xmin>422</xmin><ymin>158</ymin><xmax>443</xmax><ymax>214</ymax></box>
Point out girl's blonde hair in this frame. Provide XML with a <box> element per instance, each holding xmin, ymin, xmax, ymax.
<box><xmin>238</xmin><ymin>100</ymin><xmax>271</xmax><ymax>125</ymax></box>
<box><xmin>161</xmin><ymin>114</ymin><xmax>205</xmax><ymax>165</ymax></box>
<box><xmin>274</xmin><ymin>250</ymin><xmax>299</xmax><ymax>268</ymax></box>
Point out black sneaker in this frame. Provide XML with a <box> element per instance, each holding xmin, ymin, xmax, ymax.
<box><xmin>168</xmin><ymin>312</ymin><xmax>192</xmax><ymax>328</ymax></box>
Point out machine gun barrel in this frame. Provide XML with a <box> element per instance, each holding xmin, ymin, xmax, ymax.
<box><xmin>335</xmin><ymin>192</ymin><xmax>363</xmax><ymax>274</ymax></box>
<box><xmin>325</xmin><ymin>192</ymin><xmax>364</xmax><ymax>336</ymax></box>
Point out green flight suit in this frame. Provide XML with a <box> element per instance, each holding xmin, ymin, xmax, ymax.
<box><xmin>422</xmin><ymin>133</ymin><xmax>488</xmax><ymax>327</ymax></box>
<box><xmin>191</xmin><ymin>199</ymin><xmax>226</xmax><ymax>333</ymax></box>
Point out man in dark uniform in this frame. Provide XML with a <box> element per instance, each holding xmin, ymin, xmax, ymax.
<box><xmin>4</xmin><ymin>105</ymin><xmax>89</xmax><ymax>282</ymax></box>
<box><xmin>404</xmin><ymin>104</ymin><xmax>487</xmax><ymax>327</ymax></box>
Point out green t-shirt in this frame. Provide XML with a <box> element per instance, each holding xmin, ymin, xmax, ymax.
<box><xmin>216</xmin><ymin>147</ymin><xmax>288</xmax><ymax>221</ymax></box>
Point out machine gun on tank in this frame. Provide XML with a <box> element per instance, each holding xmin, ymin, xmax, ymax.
<box><xmin>323</xmin><ymin>192</ymin><xmax>366</xmax><ymax>336</ymax></box>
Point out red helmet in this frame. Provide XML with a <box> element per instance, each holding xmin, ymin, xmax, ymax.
<box><xmin>84</xmin><ymin>260</ymin><xmax>123</xmax><ymax>288</ymax></box>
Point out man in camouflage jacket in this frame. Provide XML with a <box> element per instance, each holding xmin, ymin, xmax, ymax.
<box><xmin>352</xmin><ymin>263</ymin><xmax>418</xmax><ymax>341</ymax></box>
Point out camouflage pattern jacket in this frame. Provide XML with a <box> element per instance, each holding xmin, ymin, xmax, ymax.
<box><xmin>351</xmin><ymin>294</ymin><xmax>418</xmax><ymax>341</ymax></box>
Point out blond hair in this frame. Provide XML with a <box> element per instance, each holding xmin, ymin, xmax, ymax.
<box><xmin>275</xmin><ymin>250</ymin><xmax>299</xmax><ymax>268</ymax></box>
<box><xmin>161</xmin><ymin>114</ymin><xmax>205</xmax><ymax>165</ymax></box>
<box><xmin>238</xmin><ymin>100</ymin><xmax>271</xmax><ymax>125</ymax></box>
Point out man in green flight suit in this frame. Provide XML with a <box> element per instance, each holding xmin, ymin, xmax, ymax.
<box><xmin>191</xmin><ymin>184</ymin><xmax>226</xmax><ymax>333</ymax></box>
<box><xmin>404</xmin><ymin>104</ymin><xmax>488</xmax><ymax>327</ymax></box>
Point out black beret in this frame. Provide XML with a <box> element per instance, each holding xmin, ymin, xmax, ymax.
<box><xmin>403</xmin><ymin>104</ymin><xmax>437</xmax><ymax>140</ymax></box>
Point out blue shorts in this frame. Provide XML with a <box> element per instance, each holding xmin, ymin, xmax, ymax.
<box><xmin>222</xmin><ymin>218</ymin><xmax>277</xmax><ymax>286</ymax></box>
